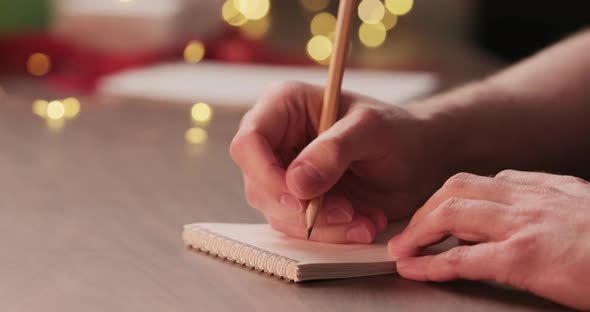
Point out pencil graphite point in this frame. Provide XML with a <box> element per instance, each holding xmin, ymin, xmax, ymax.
<box><xmin>307</xmin><ymin>227</ymin><xmax>313</xmax><ymax>240</ymax></box>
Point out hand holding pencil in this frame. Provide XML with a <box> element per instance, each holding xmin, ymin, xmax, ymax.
<box><xmin>230</xmin><ymin>0</ymin><xmax>441</xmax><ymax>244</ymax></box>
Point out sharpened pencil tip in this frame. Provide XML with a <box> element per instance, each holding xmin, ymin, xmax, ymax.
<box><xmin>307</xmin><ymin>228</ymin><xmax>313</xmax><ymax>240</ymax></box>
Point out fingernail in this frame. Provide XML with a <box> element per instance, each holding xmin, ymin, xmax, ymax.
<box><xmin>280</xmin><ymin>194</ymin><xmax>303</xmax><ymax>212</ymax></box>
<box><xmin>388</xmin><ymin>234</ymin><xmax>401</xmax><ymax>247</ymax></box>
<box><xmin>396</xmin><ymin>257</ymin><xmax>411</xmax><ymax>270</ymax></box>
<box><xmin>290</xmin><ymin>164</ymin><xmax>323</xmax><ymax>195</ymax></box>
<box><xmin>327</xmin><ymin>208</ymin><xmax>352</xmax><ymax>224</ymax></box>
<box><xmin>346</xmin><ymin>224</ymin><xmax>372</xmax><ymax>243</ymax></box>
<box><xmin>387</xmin><ymin>235</ymin><xmax>403</xmax><ymax>256</ymax></box>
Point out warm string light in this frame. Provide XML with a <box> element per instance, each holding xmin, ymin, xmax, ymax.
<box><xmin>358</xmin><ymin>0</ymin><xmax>385</xmax><ymax>25</ymax></box>
<box><xmin>222</xmin><ymin>0</ymin><xmax>248</xmax><ymax>26</ymax></box>
<box><xmin>32</xmin><ymin>97</ymin><xmax>81</xmax><ymax>130</ymax></box>
<box><xmin>306</xmin><ymin>35</ymin><xmax>333</xmax><ymax>63</ymax></box>
<box><xmin>359</xmin><ymin>22</ymin><xmax>387</xmax><ymax>48</ymax></box>
<box><xmin>222</xmin><ymin>0</ymin><xmax>271</xmax><ymax>40</ymax></box>
<box><xmin>185</xmin><ymin>127</ymin><xmax>208</xmax><ymax>145</ymax></box>
<box><xmin>186</xmin><ymin>102</ymin><xmax>213</xmax><ymax>145</ymax></box>
<box><xmin>385</xmin><ymin>0</ymin><xmax>413</xmax><ymax>16</ymax></box>
<box><xmin>234</xmin><ymin>0</ymin><xmax>270</xmax><ymax>20</ymax></box>
<box><xmin>27</xmin><ymin>53</ymin><xmax>51</xmax><ymax>77</ymax></box>
<box><xmin>191</xmin><ymin>102</ymin><xmax>213</xmax><ymax>124</ymax></box>
<box><xmin>310</xmin><ymin>12</ymin><xmax>336</xmax><ymax>37</ymax></box>
<box><xmin>184</xmin><ymin>40</ymin><xmax>206</xmax><ymax>64</ymax></box>
<box><xmin>305</xmin><ymin>0</ymin><xmax>414</xmax><ymax>63</ymax></box>
<box><xmin>381</xmin><ymin>9</ymin><xmax>398</xmax><ymax>30</ymax></box>
<box><xmin>239</xmin><ymin>16</ymin><xmax>271</xmax><ymax>40</ymax></box>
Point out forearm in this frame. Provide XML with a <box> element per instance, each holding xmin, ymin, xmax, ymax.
<box><xmin>412</xmin><ymin>29</ymin><xmax>590</xmax><ymax>178</ymax></box>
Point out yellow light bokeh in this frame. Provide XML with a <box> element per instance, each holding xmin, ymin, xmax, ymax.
<box><xmin>46</xmin><ymin>118</ymin><xmax>65</xmax><ymax>130</ymax></box>
<box><xmin>358</xmin><ymin>0</ymin><xmax>385</xmax><ymax>25</ymax></box>
<box><xmin>32</xmin><ymin>99</ymin><xmax>48</xmax><ymax>118</ymax></box>
<box><xmin>27</xmin><ymin>53</ymin><xmax>51</xmax><ymax>77</ymax></box>
<box><xmin>310</xmin><ymin>12</ymin><xmax>336</xmax><ymax>36</ymax></box>
<box><xmin>299</xmin><ymin>0</ymin><xmax>330</xmax><ymax>12</ymax></box>
<box><xmin>191</xmin><ymin>102</ymin><xmax>213</xmax><ymax>124</ymax></box>
<box><xmin>46</xmin><ymin>101</ymin><xmax>65</xmax><ymax>120</ymax></box>
<box><xmin>233</xmin><ymin>0</ymin><xmax>270</xmax><ymax>20</ymax></box>
<box><xmin>385</xmin><ymin>0</ymin><xmax>413</xmax><ymax>16</ymax></box>
<box><xmin>222</xmin><ymin>0</ymin><xmax>248</xmax><ymax>26</ymax></box>
<box><xmin>185</xmin><ymin>127</ymin><xmax>208</xmax><ymax>145</ymax></box>
<box><xmin>239</xmin><ymin>17</ymin><xmax>271</xmax><ymax>40</ymax></box>
<box><xmin>359</xmin><ymin>22</ymin><xmax>387</xmax><ymax>48</ymax></box>
<box><xmin>382</xmin><ymin>9</ymin><xmax>399</xmax><ymax>30</ymax></box>
<box><xmin>63</xmin><ymin>97</ymin><xmax>81</xmax><ymax>119</ymax></box>
<box><xmin>184</xmin><ymin>40</ymin><xmax>206</xmax><ymax>64</ymax></box>
<box><xmin>306</xmin><ymin>35</ymin><xmax>333</xmax><ymax>62</ymax></box>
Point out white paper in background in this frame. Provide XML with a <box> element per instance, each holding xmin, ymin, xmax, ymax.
<box><xmin>98</xmin><ymin>61</ymin><xmax>439</xmax><ymax>110</ymax></box>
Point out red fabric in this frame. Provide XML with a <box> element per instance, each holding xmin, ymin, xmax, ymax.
<box><xmin>0</xmin><ymin>30</ymin><xmax>429</xmax><ymax>93</ymax></box>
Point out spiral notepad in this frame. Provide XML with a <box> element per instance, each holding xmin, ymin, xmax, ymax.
<box><xmin>182</xmin><ymin>222</ymin><xmax>407</xmax><ymax>282</ymax></box>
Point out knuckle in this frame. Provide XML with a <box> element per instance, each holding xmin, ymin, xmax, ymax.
<box><xmin>444</xmin><ymin>246</ymin><xmax>469</xmax><ymax>268</ymax></box>
<box><xmin>505</xmin><ymin>232</ymin><xmax>538</xmax><ymax>263</ymax></box>
<box><xmin>315</xmin><ymin>138</ymin><xmax>343</xmax><ymax>162</ymax></box>
<box><xmin>353</xmin><ymin>107</ymin><xmax>383</xmax><ymax>127</ymax></box>
<box><xmin>306</xmin><ymin>139</ymin><xmax>345</xmax><ymax>179</ymax></box>
<box><xmin>437</xmin><ymin>197</ymin><xmax>463</xmax><ymax>219</ymax></box>
<box><xmin>495</xmin><ymin>169</ymin><xmax>518</xmax><ymax>179</ymax></box>
<box><xmin>444</xmin><ymin>172</ymin><xmax>478</xmax><ymax>191</ymax></box>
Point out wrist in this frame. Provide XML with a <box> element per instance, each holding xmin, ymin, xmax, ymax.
<box><xmin>406</xmin><ymin>80</ymin><xmax>505</xmax><ymax>177</ymax></box>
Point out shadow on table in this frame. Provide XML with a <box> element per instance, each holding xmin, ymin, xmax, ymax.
<box><xmin>298</xmin><ymin>274</ymin><xmax>570</xmax><ymax>311</ymax></box>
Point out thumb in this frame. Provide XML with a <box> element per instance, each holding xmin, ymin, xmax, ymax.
<box><xmin>286</xmin><ymin>109</ymin><xmax>384</xmax><ymax>199</ymax></box>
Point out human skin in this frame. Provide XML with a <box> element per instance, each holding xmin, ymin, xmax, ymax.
<box><xmin>230</xmin><ymin>29</ymin><xmax>590</xmax><ymax>309</ymax></box>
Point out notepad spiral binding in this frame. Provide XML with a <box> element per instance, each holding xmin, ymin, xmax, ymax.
<box><xmin>184</xmin><ymin>225</ymin><xmax>300</xmax><ymax>281</ymax></box>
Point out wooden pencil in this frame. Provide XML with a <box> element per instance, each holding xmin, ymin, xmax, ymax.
<box><xmin>306</xmin><ymin>0</ymin><xmax>356</xmax><ymax>239</ymax></box>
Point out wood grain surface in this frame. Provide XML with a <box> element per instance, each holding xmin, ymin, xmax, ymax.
<box><xmin>0</xmin><ymin>94</ymin><xmax>570</xmax><ymax>312</ymax></box>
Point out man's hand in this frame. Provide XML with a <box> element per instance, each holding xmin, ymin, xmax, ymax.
<box><xmin>230</xmin><ymin>81</ymin><xmax>449</xmax><ymax>244</ymax></box>
<box><xmin>389</xmin><ymin>170</ymin><xmax>590</xmax><ymax>310</ymax></box>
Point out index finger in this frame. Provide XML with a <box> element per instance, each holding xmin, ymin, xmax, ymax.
<box><xmin>230</xmin><ymin>82</ymin><xmax>323</xmax><ymax>192</ymax></box>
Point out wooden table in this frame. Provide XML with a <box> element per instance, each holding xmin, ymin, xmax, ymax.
<box><xmin>0</xmin><ymin>91</ymin><xmax>570</xmax><ymax>311</ymax></box>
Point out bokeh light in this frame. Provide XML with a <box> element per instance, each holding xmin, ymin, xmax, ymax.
<box><xmin>46</xmin><ymin>118</ymin><xmax>65</xmax><ymax>130</ymax></box>
<box><xmin>358</xmin><ymin>0</ymin><xmax>385</xmax><ymax>25</ymax></box>
<box><xmin>46</xmin><ymin>101</ymin><xmax>65</xmax><ymax>120</ymax></box>
<box><xmin>299</xmin><ymin>0</ymin><xmax>330</xmax><ymax>12</ymax></box>
<box><xmin>382</xmin><ymin>9</ymin><xmax>399</xmax><ymax>30</ymax></box>
<box><xmin>385</xmin><ymin>0</ymin><xmax>413</xmax><ymax>16</ymax></box>
<box><xmin>185</xmin><ymin>127</ymin><xmax>208</xmax><ymax>145</ymax></box>
<box><xmin>306</xmin><ymin>35</ymin><xmax>333</xmax><ymax>62</ymax></box>
<box><xmin>359</xmin><ymin>22</ymin><xmax>387</xmax><ymax>48</ymax></box>
<box><xmin>233</xmin><ymin>0</ymin><xmax>270</xmax><ymax>20</ymax></box>
<box><xmin>184</xmin><ymin>40</ymin><xmax>206</xmax><ymax>64</ymax></box>
<box><xmin>62</xmin><ymin>97</ymin><xmax>81</xmax><ymax>119</ymax></box>
<box><xmin>191</xmin><ymin>102</ymin><xmax>213</xmax><ymax>124</ymax></box>
<box><xmin>239</xmin><ymin>17</ymin><xmax>271</xmax><ymax>40</ymax></box>
<box><xmin>26</xmin><ymin>53</ymin><xmax>51</xmax><ymax>77</ymax></box>
<box><xmin>32</xmin><ymin>99</ymin><xmax>48</xmax><ymax>118</ymax></box>
<box><xmin>222</xmin><ymin>0</ymin><xmax>248</xmax><ymax>26</ymax></box>
<box><xmin>310</xmin><ymin>12</ymin><xmax>336</xmax><ymax>36</ymax></box>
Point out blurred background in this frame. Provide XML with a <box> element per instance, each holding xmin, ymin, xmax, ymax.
<box><xmin>0</xmin><ymin>0</ymin><xmax>589</xmax><ymax>136</ymax></box>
